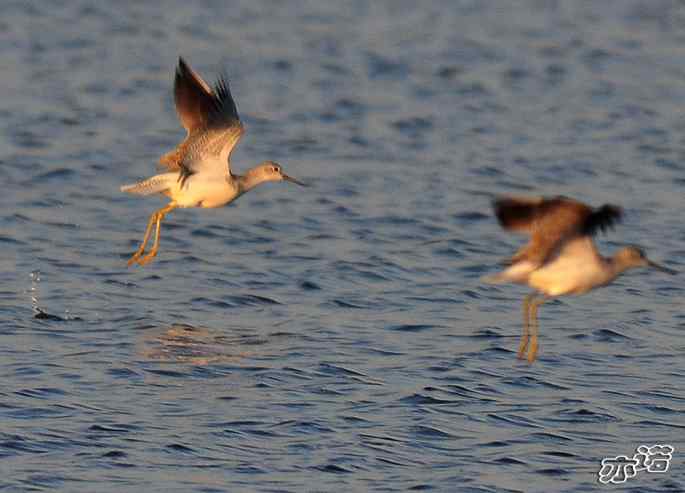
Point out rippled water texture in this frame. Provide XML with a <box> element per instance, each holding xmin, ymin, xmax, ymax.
<box><xmin>2</xmin><ymin>1</ymin><xmax>685</xmax><ymax>491</ymax></box>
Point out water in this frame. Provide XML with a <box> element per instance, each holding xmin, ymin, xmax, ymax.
<box><xmin>2</xmin><ymin>1</ymin><xmax>684</xmax><ymax>491</ymax></box>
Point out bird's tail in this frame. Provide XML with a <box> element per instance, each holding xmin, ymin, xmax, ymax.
<box><xmin>120</xmin><ymin>174</ymin><xmax>175</xmax><ymax>196</ymax></box>
<box><xmin>481</xmin><ymin>261</ymin><xmax>536</xmax><ymax>284</ymax></box>
<box><xmin>481</xmin><ymin>273</ymin><xmax>509</xmax><ymax>284</ymax></box>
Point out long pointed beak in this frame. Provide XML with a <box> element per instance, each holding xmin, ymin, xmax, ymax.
<box><xmin>283</xmin><ymin>174</ymin><xmax>307</xmax><ymax>187</ymax></box>
<box><xmin>647</xmin><ymin>259</ymin><xmax>678</xmax><ymax>275</ymax></box>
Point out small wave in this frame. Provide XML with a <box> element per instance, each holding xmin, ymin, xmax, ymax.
<box><xmin>410</xmin><ymin>425</ymin><xmax>453</xmax><ymax>439</ymax></box>
<box><xmin>400</xmin><ymin>393</ymin><xmax>454</xmax><ymax>405</ymax></box>
<box><xmin>386</xmin><ymin>324</ymin><xmax>437</xmax><ymax>333</ymax></box>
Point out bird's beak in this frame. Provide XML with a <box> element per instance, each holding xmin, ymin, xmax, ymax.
<box><xmin>647</xmin><ymin>259</ymin><xmax>678</xmax><ymax>275</ymax></box>
<box><xmin>283</xmin><ymin>174</ymin><xmax>307</xmax><ymax>187</ymax></box>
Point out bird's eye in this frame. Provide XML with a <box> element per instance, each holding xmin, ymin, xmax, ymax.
<box><xmin>272</xmin><ymin>166</ymin><xmax>279</xmax><ymax>173</ymax></box>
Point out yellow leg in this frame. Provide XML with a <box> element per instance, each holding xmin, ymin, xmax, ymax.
<box><xmin>138</xmin><ymin>214</ymin><xmax>165</xmax><ymax>265</ymax></box>
<box><xmin>517</xmin><ymin>293</ymin><xmax>536</xmax><ymax>359</ymax></box>
<box><xmin>127</xmin><ymin>211</ymin><xmax>160</xmax><ymax>267</ymax></box>
<box><xmin>128</xmin><ymin>202</ymin><xmax>178</xmax><ymax>267</ymax></box>
<box><xmin>527</xmin><ymin>296</ymin><xmax>548</xmax><ymax>363</ymax></box>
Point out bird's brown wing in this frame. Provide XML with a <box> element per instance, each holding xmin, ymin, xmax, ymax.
<box><xmin>160</xmin><ymin>57</ymin><xmax>245</xmax><ymax>174</ymax></box>
<box><xmin>174</xmin><ymin>57</ymin><xmax>216</xmax><ymax>133</ymax></box>
<box><xmin>493</xmin><ymin>196</ymin><xmax>622</xmax><ymax>266</ymax></box>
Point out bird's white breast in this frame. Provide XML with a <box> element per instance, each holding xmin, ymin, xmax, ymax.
<box><xmin>528</xmin><ymin>251</ymin><xmax>609</xmax><ymax>296</ymax></box>
<box><xmin>170</xmin><ymin>173</ymin><xmax>240</xmax><ymax>208</ymax></box>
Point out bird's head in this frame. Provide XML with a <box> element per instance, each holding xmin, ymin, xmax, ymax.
<box><xmin>614</xmin><ymin>246</ymin><xmax>677</xmax><ymax>274</ymax></box>
<box><xmin>257</xmin><ymin>161</ymin><xmax>306</xmax><ymax>186</ymax></box>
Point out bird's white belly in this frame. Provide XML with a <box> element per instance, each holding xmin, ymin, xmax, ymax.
<box><xmin>170</xmin><ymin>174</ymin><xmax>240</xmax><ymax>208</ymax></box>
<box><xmin>528</xmin><ymin>255</ymin><xmax>608</xmax><ymax>296</ymax></box>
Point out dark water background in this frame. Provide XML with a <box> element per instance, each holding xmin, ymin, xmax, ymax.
<box><xmin>2</xmin><ymin>1</ymin><xmax>684</xmax><ymax>491</ymax></box>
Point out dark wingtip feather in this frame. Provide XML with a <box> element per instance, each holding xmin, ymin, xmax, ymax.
<box><xmin>583</xmin><ymin>204</ymin><xmax>623</xmax><ymax>235</ymax></box>
<box><xmin>176</xmin><ymin>57</ymin><xmax>190</xmax><ymax>79</ymax></box>
<box><xmin>493</xmin><ymin>197</ymin><xmax>539</xmax><ymax>231</ymax></box>
<box><xmin>172</xmin><ymin>57</ymin><xmax>241</xmax><ymax>130</ymax></box>
<box><xmin>174</xmin><ymin>57</ymin><xmax>200</xmax><ymax>99</ymax></box>
<box><xmin>209</xmin><ymin>73</ymin><xmax>240</xmax><ymax>124</ymax></box>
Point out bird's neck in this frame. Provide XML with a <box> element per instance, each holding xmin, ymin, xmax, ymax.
<box><xmin>235</xmin><ymin>169</ymin><xmax>265</xmax><ymax>194</ymax></box>
<box><xmin>606</xmin><ymin>254</ymin><xmax>633</xmax><ymax>280</ymax></box>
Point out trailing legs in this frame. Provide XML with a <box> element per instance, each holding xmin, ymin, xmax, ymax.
<box><xmin>127</xmin><ymin>202</ymin><xmax>178</xmax><ymax>267</ymax></box>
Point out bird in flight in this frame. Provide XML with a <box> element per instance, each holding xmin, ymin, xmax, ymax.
<box><xmin>121</xmin><ymin>57</ymin><xmax>305</xmax><ymax>266</ymax></box>
<box><xmin>484</xmin><ymin>195</ymin><xmax>676</xmax><ymax>363</ymax></box>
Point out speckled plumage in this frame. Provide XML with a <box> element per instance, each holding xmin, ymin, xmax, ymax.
<box><xmin>121</xmin><ymin>57</ymin><xmax>305</xmax><ymax>266</ymax></box>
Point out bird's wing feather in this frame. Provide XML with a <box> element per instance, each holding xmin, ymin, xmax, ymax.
<box><xmin>161</xmin><ymin>57</ymin><xmax>245</xmax><ymax>176</ymax></box>
<box><xmin>159</xmin><ymin>139</ymin><xmax>189</xmax><ymax>171</ymax></box>
<box><xmin>181</xmin><ymin>126</ymin><xmax>244</xmax><ymax>177</ymax></box>
<box><xmin>174</xmin><ymin>57</ymin><xmax>220</xmax><ymax>133</ymax></box>
<box><xmin>554</xmin><ymin>235</ymin><xmax>603</xmax><ymax>264</ymax></box>
<box><xmin>582</xmin><ymin>204</ymin><xmax>623</xmax><ymax>235</ymax></box>
<box><xmin>494</xmin><ymin>196</ymin><xmax>622</xmax><ymax>267</ymax></box>
<box><xmin>493</xmin><ymin>195</ymin><xmax>547</xmax><ymax>233</ymax></box>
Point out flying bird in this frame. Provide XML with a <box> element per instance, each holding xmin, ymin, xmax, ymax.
<box><xmin>484</xmin><ymin>195</ymin><xmax>676</xmax><ymax>363</ymax></box>
<box><xmin>121</xmin><ymin>57</ymin><xmax>305</xmax><ymax>266</ymax></box>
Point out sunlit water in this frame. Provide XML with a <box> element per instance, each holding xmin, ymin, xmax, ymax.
<box><xmin>2</xmin><ymin>1</ymin><xmax>684</xmax><ymax>492</ymax></box>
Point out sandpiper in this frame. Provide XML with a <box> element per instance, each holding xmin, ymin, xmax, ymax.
<box><xmin>121</xmin><ymin>57</ymin><xmax>305</xmax><ymax>266</ymax></box>
<box><xmin>484</xmin><ymin>195</ymin><xmax>676</xmax><ymax>363</ymax></box>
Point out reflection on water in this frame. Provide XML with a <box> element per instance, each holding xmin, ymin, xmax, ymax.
<box><xmin>137</xmin><ymin>323</ymin><xmax>266</xmax><ymax>365</ymax></box>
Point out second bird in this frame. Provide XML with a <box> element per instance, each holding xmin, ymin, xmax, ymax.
<box><xmin>484</xmin><ymin>195</ymin><xmax>676</xmax><ymax>363</ymax></box>
<box><xmin>121</xmin><ymin>57</ymin><xmax>305</xmax><ymax>266</ymax></box>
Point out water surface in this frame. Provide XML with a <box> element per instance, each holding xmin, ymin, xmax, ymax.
<box><xmin>2</xmin><ymin>1</ymin><xmax>684</xmax><ymax>491</ymax></box>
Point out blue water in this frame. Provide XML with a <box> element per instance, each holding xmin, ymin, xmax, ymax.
<box><xmin>2</xmin><ymin>1</ymin><xmax>684</xmax><ymax>491</ymax></box>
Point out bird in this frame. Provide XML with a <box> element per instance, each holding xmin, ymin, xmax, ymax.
<box><xmin>121</xmin><ymin>57</ymin><xmax>305</xmax><ymax>266</ymax></box>
<box><xmin>483</xmin><ymin>195</ymin><xmax>676</xmax><ymax>363</ymax></box>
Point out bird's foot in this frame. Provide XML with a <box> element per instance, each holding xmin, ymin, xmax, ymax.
<box><xmin>127</xmin><ymin>249</ymin><xmax>146</xmax><ymax>267</ymax></box>
<box><xmin>137</xmin><ymin>248</ymin><xmax>159</xmax><ymax>266</ymax></box>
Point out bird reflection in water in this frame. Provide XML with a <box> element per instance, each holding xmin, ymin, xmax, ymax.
<box><xmin>137</xmin><ymin>323</ymin><xmax>266</xmax><ymax>365</ymax></box>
